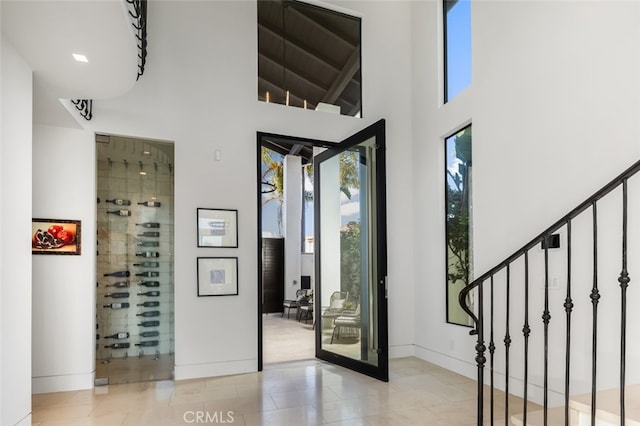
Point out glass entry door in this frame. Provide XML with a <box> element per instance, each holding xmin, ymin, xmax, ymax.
<box><xmin>314</xmin><ymin>119</ymin><xmax>388</xmax><ymax>381</ymax></box>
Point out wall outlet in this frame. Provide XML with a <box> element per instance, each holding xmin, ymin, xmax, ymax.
<box><xmin>550</xmin><ymin>277</ymin><xmax>561</xmax><ymax>290</ymax></box>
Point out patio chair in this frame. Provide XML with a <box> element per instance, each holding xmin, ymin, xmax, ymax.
<box><xmin>330</xmin><ymin>304</ymin><xmax>361</xmax><ymax>343</ymax></box>
<box><xmin>320</xmin><ymin>291</ymin><xmax>349</xmax><ymax>328</ymax></box>
<box><xmin>282</xmin><ymin>289</ymin><xmax>309</xmax><ymax>318</ymax></box>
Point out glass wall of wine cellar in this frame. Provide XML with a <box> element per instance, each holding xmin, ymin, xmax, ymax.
<box><xmin>95</xmin><ymin>134</ymin><xmax>175</xmax><ymax>385</ymax></box>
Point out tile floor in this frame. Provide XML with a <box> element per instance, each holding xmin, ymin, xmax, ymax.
<box><xmin>31</xmin><ymin>356</ymin><xmax>517</xmax><ymax>426</ymax></box>
<box><xmin>34</xmin><ymin>316</ymin><xmax>533</xmax><ymax>425</ymax></box>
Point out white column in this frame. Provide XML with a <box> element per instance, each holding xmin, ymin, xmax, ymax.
<box><xmin>318</xmin><ymin>155</ymin><xmax>342</xmax><ymax>308</ymax></box>
<box><xmin>283</xmin><ymin>155</ymin><xmax>302</xmax><ymax>300</ymax></box>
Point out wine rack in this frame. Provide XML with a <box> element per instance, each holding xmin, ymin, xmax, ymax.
<box><xmin>96</xmin><ymin>154</ymin><xmax>174</xmax><ymax>363</ymax></box>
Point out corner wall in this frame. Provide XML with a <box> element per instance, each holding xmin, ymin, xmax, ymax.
<box><xmin>411</xmin><ymin>0</ymin><xmax>640</xmax><ymax>388</ymax></box>
<box><xmin>1</xmin><ymin>36</ymin><xmax>33</xmax><ymax>425</ymax></box>
<box><xmin>31</xmin><ymin>124</ymin><xmax>96</xmax><ymax>393</ymax></box>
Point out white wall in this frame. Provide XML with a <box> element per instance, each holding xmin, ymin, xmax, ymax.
<box><xmin>30</xmin><ymin>0</ymin><xmax>415</xmax><ymax>385</ymax></box>
<box><xmin>411</xmin><ymin>0</ymin><xmax>640</xmax><ymax>402</ymax></box>
<box><xmin>31</xmin><ymin>124</ymin><xmax>96</xmax><ymax>393</ymax></box>
<box><xmin>1</xmin><ymin>37</ymin><xmax>33</xmax><ymax>425</ymax></box>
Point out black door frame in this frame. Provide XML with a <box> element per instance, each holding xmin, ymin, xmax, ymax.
<box><xmin>313</xmin><ymin>119</ymin><xmax>388</xmax><ymax>382</ymax></box>
<box><xmin>256</xmin><ymin>121</ymin><xmax>388</xmax><ymax>382</ymax></box>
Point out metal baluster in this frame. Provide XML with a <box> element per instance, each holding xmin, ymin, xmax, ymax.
<box><xmin>523</xmin><ymin>252</ymin><xmax>531</xmax><ymax>425</ymax></box>
<box><xmin>475</xmin><ymin>283</ymin><xmax>486</xmax><ymax>426</ymax></box>
<box><xmin>490</xmin><ymin>275</ymin><xmax>496</xmax><ymax>425</ymax></box>
<box><xmin>504</xmin><ymin>265</ymin><xmax>511</xmax><ymax>425</ymax></box>
<box><xmin>543</xmin><ymin>239</ymin><xmax>551</xmax><ymax>426</ymax></box>
<box><xmin>564</xmin><ymin>219</ymin><xmax>574</xmax><ymax>426</ymax></box>
<box><xmin>590</xmin><ymin>201</ymin><xmax>600</xmax><ymax>426</ymax></box>
<box><xmin>619</xmin><ymin>179</ymin><xmax>630</xmax><ymax>426</ymax></box>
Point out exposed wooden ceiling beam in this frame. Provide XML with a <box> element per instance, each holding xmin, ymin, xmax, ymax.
<box><xmin>286</xmin><ymin>4</ymin><xmax>358</xmax><ymax>49</ymax></box>
<box><xmin>321</xmin><ymin>44</ymin><xmax>360</xmax><ymax>104</ymax></box>
<box><xmin>258</xmin><ymin>22</ymin><xmax>341</xmax><ymax>72</ymax></box>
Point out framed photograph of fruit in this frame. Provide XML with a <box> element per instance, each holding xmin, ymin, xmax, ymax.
<box><xmin>32</xmin><ymin>218</ymin><xmax>81</xmax><ymax>255</ymax></box>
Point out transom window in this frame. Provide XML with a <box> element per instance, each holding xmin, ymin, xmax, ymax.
<box><xmin>444</xmin><ymin>0</ymin><xmax>471</xmax><ymax>102</ymax></box>
<box><xmin>257</xmin><ymin>0</ymin><xmax>362</xmax><ymax>116</ymax></box>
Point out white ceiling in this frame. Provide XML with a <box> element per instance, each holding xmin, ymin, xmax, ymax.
<box><xmin>2</xmin><ymin>0</ymin><xmax>140</xmax><ymax>124</ymax></box>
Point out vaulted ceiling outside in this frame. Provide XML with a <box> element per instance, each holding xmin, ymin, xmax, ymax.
<box><xmin>257</xmin><ymin>0</ymin><xmax>362</xmax><ymax>117</ymax></box>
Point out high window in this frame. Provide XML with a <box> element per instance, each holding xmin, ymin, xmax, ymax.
<box><xmin>444</xmin><ymin>0</ymin><xmax>471</xmax><ymax>102</ymax></box>
<box><xmin>257</xmin><ymin>0</ymin><xmax>362</xmax><ymax>116</ymax></box>
<box><xmin>445</xmin><ymin>125</ymin><xmax>473</xmax><ymax>326</ymax></box>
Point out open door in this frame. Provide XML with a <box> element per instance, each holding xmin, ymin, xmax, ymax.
<box><xmin>314</xmin><ymin>119</ymin><xmax>388</xmax><ymax>381</ymax></box>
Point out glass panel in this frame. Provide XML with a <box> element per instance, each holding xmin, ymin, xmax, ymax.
<box><xmin>445</xmin><ymin>125</ymin><xmax>473</xmax><ymax>326</ymax></box>
<box><xmin>444</xmin><ymin>0</ymin><xmax>472</xmax><ymax>102</ymax></box>
<box><xmin>95</xmin><ymin>135</ymin><xmax>175</xmax><ymax>384</ymax></box>
<box><xmin>318</xmin><ymin>138</ymin><xmax>378</xmax><ymax>365</ymax></box>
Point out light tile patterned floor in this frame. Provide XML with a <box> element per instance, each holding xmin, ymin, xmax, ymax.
<box><xmin>32</xmin><ymin>357</ymin><xmax>495</xmax><ymax>425</ymax></box>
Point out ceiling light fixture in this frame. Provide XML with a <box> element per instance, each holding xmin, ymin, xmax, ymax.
<box><xmin>72</xmin><ymin>53</ymin><xmax>89</xmax><ymax>63</ymax></box>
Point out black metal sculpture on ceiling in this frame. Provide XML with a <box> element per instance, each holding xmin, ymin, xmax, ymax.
<box><xmin>71</xmin><ymin>99</ymin><xmax>93</xmax><ymax>121</ymax></box>
<box><xmin>127</xmin><ymin>0</ymin><xmax>148</xmax><ymax>80</ymax></box>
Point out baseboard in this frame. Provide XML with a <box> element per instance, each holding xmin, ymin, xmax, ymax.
<box><xmin>413</xmin><ymin>344</ymin><xmax>477</xmax><ymax>380</ymax></box>
<box><xmin>32</xmin><ymin>371</ymin><xmax>94</xmax><ymax>394</ymax></box>
<box><xmin>389</xmin><ymin>343</ymin><xmax>415</xmax><ymax>359</ymax></box>
<box><xmin>174</xmin><ymin>358</ymin><xmax>257</xmax><ymax>381</ymax></box>
<box><xmin>15</xmin><ymin>413</ymin><xmax>31</xmax><ymax>426</ymax></box>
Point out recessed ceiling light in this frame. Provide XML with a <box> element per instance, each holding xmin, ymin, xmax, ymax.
<box><xmin>72</xmin><ymin>53</ymin><xmax>88</xmax><ymax>63</ymax></box>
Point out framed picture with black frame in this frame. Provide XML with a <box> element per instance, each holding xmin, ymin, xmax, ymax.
<box><xmin>197</xmin><ymin>257</ymin><xmax>238</xmax><ymax>297</ymax></box>
<box><xmin>197</xmin><ymin>208</ymin><xmax>238</xmax><ymax>248</ymax></box>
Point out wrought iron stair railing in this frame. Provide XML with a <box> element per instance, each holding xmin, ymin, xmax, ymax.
<box><xmin>459</xmin><ymin>158</ymin><xmax>640</xmax><ymax>425</ymax></box>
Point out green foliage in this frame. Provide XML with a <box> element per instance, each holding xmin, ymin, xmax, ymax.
<box><xmin>340</xmin><ymin>221</ymin><xmax>362</xmax><ymax>302</ymax></box>
<box><xmin>446</xmin><ymin>126</ymin><xmax>472</xmax><ymax>288</ymax></box>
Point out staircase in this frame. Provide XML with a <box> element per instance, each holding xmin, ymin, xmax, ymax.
<box><xmin>459</xmin><ymin>159</ymin><xmax>640</xmax><ymax>426</ymax></box>
<box><xmin>511</xmin><ymin>385</ymin><xmax>640</xmax><ymax>425</ymax></box>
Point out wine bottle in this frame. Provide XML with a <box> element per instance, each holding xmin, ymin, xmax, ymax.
<box><xmin>136</xmin><ymin>222</ymin><xmax>160</xmax><ymax>228</ymax></box>
<box><xmin>103</xmin><ymin>302</ymin><xmax>130</xmax><ymax>309</ymax></box>
<box><xmin>133</xmin><ymin>261</ymin><xmax>159</xmax><ymax>268</ymax></box>
<box><xmin>105</xmin><ymin>281</ymin><xmax>129</xmax><ymax>288</ymax></box>
<box><xmin>137</xmin><ymin>281</ymin><xmax>160</xmax><ymax>287</ymax></box>
<box><xmin>135</xmin><ymin>271</ymin><xmax>159</xmax><ymax>277</ymax></box>
<box><xmin>137</xmin><ymin>291</ymin><xmax>160</xmax><ymax>297</ymax></box>
<box><xmin>137</xmin><ymin>301</ymin><xmax>159</xmax><ymax>307</ymax></box>
<box><xmin>137</xmin><ymin>201</ymin><xmax>161</xmax><ymax>207</ymax></box>
<box><xmin>106</xmin><ymin>199</ymin><xmax>131</xmax><ymax>206</ymax></box>
<box><xmin>107</xmin><ymin>210</ymin><xmax>131</xmax><ymax>216</ymax></box>
<box><xmin>104</xmin><ymin>292</ymin><xmax>129</xmax><ymax>298</ymax></box>
<box><xmin>103</xmin><ymin>271</ymin><xmax>130</xmax><ymax>277</ymax></box>
<box><xmin>135</xmin><ymin>252</ymin><xmax>159</xmax><ymax>258</ymax></box>
<box><xmin>138</xmin><ymin>320</ymin><xmax>160</xmax><ymax>327</ymax></box>
<box><xmin>137</xmin><ymin>241</ymin><xmax>159</xmax><ymax>247</ymax></box>
<box><xmin>136</xmin><ymin>311</ymin><xmax>160</xmax><ymax>317</ymax></box>
<box><xmin>104</xmin><ymin>332</ymin><xmax>130</xmax><ymax>339</ymax></box>
<box><xmin>135</xmin><ymin>340</ymin><xmax>159</xmax><ymax>347</ymax></box>
<box><xmin>137</xmin><ymin>231</ymin><xmax>160</xmax><ymax>237</ymax></box>
<box><xmin>104</xmin><ymin>343</ymin><xmax>130</xmax><ymax>349</ymax></box>
<box><xmin>140</xmin><ymin>331</ymin><xmax>159</xmax><ymax>338</ymax></box>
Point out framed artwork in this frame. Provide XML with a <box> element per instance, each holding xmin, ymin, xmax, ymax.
<box><xmin>197</xmin><ymin>208</ymin><xmax>238</xmax><ymax>247</ymax></box>
<box><xmin>32</xmin><ymin>218</ymin><xmax>81</xmax><ymax>255</ymax></box>
<box><xmin>197</xmin><ymin>257</ymin><xmax>238</xmax><ymax>296</ymax></box>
